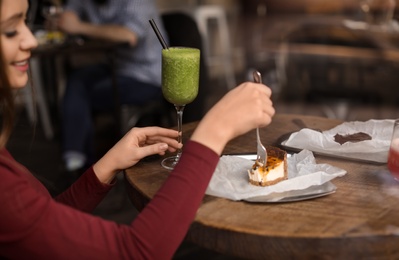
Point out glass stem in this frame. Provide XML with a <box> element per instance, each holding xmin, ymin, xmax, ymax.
<box><xmin>175</xmin><ymin>105</ymin><xmax>185</xmax><ymax>162</ymax></box>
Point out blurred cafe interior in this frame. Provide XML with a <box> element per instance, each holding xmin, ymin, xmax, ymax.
<box><xmin>158</xmin><ymin>0</ymin><xmax>399</xmax><ymax>122</ymax></box>
<box><xmin>23</xmin><ymin>0</ymin><xmax>399</xmax><ymax>134</ymax></box>
<box><xmin>8</xmin><ymin>0</ymin><xmax>399</xmax><ymax>257</ymax></box>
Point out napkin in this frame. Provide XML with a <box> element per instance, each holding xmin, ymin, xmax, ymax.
<box><xmin>205</xmin><ymin>150</ymin><xmax>346</xmax><ymax>202</ymax></box>
<box><xmin>282</xmin><ymin>119</ymin><xmax>394</xmax><ymax>163</ymax></box>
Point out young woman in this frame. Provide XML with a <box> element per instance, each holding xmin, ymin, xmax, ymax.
<box><xmin>0</xmin><ymin>0</ymin><xmax>275</xmax><ymax>259</ymax></box>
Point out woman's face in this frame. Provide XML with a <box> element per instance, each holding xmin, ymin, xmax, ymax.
<box><xmin>1</xmin><ymin>0</ymin><xmax>37</xmax><ymax>88</ymax></box>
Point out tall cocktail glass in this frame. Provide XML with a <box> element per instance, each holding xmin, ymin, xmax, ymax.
<box><xmin>161</xmin><ymin>47</ymin><xmax>200</xmax><ymax>170</ymax></box>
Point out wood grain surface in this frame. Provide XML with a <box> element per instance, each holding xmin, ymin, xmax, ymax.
<box><xmin>124</xmin><ymin>114</ymin><xmax>399</xmax><ymax>259</ymax></box>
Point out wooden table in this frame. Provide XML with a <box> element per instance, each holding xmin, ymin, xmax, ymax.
<box><xmin>243</xmin><ymin>14</ymin><xmax>399</xmax><ymax>63</ymax></box>
<box><xmin>124</xmin><ymin>114</ymin><xmax>399</xmax><ymax>259</ymax></box>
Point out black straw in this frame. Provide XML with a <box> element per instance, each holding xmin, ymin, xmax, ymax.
<box><xmin>149</xmin><ymin>19</ymin><xmax>168</xmax><ymax>50</ymax></box>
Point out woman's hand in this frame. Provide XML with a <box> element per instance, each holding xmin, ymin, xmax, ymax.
<box><xmin>93</xmin><ymin>127</ymin><xmax>182</xmax><ymax>183</ymax></box>
<box><xmin>191</xmin><ymin>82</ymin><xmax>275</xmax><ymax>155</ymax></box>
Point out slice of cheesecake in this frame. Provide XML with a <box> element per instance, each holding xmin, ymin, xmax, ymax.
<box><xmin>248</xmin><ymin>146</ymin><xmax>288</xmax><ymax>186</ymax></box>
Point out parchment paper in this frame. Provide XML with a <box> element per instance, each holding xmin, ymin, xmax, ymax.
<box><xmin>282</xmin><ymin>119</ymin><xmax>394</xmax><ymax>163</ymax></box>
<box><xmin>205</xmin><ymin>150</ymin><xmax>346</xmax><ymax>202</ymax></box>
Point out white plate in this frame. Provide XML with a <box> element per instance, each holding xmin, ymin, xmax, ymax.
<box><xmin>280</xmin><ymin>137</ymin><xmax>385</xmax><ymax>165</ymax></box>
<box><xmin>244</xmin><ymin>181</ymin><xmax>336</xmax><ymax>203</ymax></box>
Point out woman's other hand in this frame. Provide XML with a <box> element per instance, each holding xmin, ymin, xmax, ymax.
<box><xmin>93</xmin><ymin>127</ymin><xmax>181</xmax><ymax>183</ymax></box>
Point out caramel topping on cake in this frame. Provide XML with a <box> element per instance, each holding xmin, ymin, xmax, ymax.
<box><xmin>251</xmin><ymin>155</ymin><xmax>284</xmax><ymax>175</ymax></box>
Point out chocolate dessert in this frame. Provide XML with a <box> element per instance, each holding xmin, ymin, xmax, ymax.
<box><xmin>334</xmin><ymin>132</ymin><xmax>372</xmax><ymax>145</ymax></box>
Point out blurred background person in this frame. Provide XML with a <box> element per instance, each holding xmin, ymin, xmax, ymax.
<box><xmin>57</xmin><ymin>0</ymin><xmax>167</xmax><ymax>176</ymax></box>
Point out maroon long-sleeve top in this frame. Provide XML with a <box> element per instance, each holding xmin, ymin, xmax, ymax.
<box><xmin>0</xmin><ymin>141</ymin><xmax>219</xmax><ymax>259</ymax></box>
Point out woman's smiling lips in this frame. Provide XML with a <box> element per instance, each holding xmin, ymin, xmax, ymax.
<box><xmin>13</xmin><ymin>59</ymin><xmax>29</xmax><ymax>72</ymax></box>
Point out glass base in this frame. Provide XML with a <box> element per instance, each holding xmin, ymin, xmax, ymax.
<box><xmin>161</xmin><ymin>156</ymin><xmax>180</xmax><ymax>171</ymax></box>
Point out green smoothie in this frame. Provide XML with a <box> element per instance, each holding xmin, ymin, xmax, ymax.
<box><xmin>162</xmin><ymin>47</ymin><xmax>200</xmax><ymax>105</ymax></box>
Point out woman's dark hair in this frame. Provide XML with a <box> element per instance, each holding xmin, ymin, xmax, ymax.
<box><xmin>0</xmin><ymin>0</ymin><xmax>16</xmax><ymax>148</ymax></box>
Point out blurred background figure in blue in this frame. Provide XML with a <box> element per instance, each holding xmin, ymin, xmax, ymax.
<box><xmin>57</xmin><ymin>0</ymin><xmax>167</xmax><ymax>176</ymax></box>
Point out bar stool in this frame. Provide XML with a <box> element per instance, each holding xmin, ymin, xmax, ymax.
<box><xmin>23</xmin><ymin>57</ymin><xmax>54</xmax><ymax>139</ymax></box>
<box><xmin>193</xmin><ymin>5</ymin><xmax>236</xmax><ymax>90</ymax></box>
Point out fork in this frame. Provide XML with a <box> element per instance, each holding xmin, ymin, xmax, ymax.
<box><xmin>253</xmin><ymin>71</ymin><xmax>268</xmax><ymax>166</ymax></box>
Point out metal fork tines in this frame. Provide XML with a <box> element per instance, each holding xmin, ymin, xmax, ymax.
<box><xmin>253</xmin><ymin>71</ymin><xmax>268</xmax><ymax>166</ymax></box>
